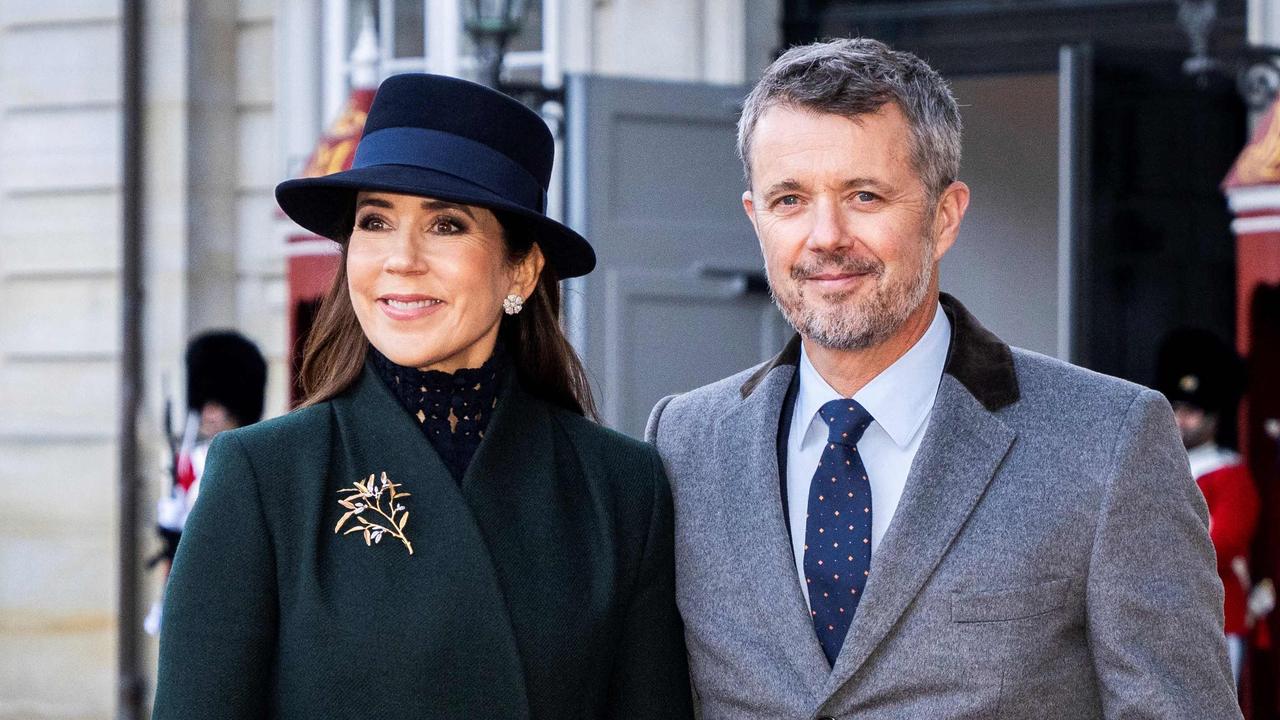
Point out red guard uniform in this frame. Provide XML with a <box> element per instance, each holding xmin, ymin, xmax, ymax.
<box><xmin>1158</xmin><ymin>327</ymin><xmax>1258</xmax><ymax>685</ymax></box>
<box><xmin>1189</xmin><ymin>444</ymin><xmax>1259</xmax><ymax>637</ymax></box>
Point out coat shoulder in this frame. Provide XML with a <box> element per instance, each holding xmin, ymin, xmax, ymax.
<box><xmin>188</xmin><ymin>404</ymin><xmax>335</xmax><ymax>539</ymax></box>
<box><xmin>1008</xmin><ymin>347</ymin><xmax>1151</xmax><ymax>415</ymax></box>
<box><xmin>216</xmin><ymin>402</ymin><xmax>334</xmax><ymax>477</ymax></box>
<box><xmin>655</xmin><ymin>362</ymin><xmax>769</xmax><ymax>431</ymax></box>
<box><xmin>1003</xmin><ymin>346</ymin><xmax>1168</xmax><ymax>451</ymax></box>
<box><xmin>544</xmin><ymin>406</ymin><xmax>670</xmax><ymax>543</ymax></box>
<box><xmin>233</xmin><ymin>401</ymin><xmax>330</xmax><ymax>439</ymax></box>
<box><xmin>548</xmin><ymin>405</ymin><xmax>663</xmax><ymax>477</ymax></box>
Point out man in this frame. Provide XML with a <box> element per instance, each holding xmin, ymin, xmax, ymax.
<box><xmin>647</xmin><ymin>38</ymin><xmax>1240</xmax><ymax>719</ymax></box>
<box><xmin>1156</xmin><ymin>328</ymin><xmax>1259</xmax><ymax>686</ymax></box>
<box><xmin>146</xmin><ymin>330</ymin><xmax>268</xmax><ymax>635</ymax></box>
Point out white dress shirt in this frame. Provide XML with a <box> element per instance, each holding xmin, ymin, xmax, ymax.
<box><xmin>787</xmin><ymin>303</ymin><xmax>951</xmax><ymax>608</ymax></box>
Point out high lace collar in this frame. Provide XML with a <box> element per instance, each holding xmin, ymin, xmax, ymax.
<box><xmin>369</xmin><ymin>346</ymin><xmax>506</xmax><ymax>482</ymax></box>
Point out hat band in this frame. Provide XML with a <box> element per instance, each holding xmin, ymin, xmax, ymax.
<box><xmin>353</xmin><ymin>127</ymin><xmax>547</xmax><ymax>213</ymax></box>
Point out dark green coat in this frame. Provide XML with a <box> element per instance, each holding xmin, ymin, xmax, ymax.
<box><xmin>153</xmin><ymin>365</ymin><xmax>693</xmax><ymax>719</ymax></box>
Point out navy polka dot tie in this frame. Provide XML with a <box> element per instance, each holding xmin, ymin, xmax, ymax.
<box><xmin>804</xmin><ymin>398</ymin><xmax>874</xmax><ymax>666</ymax></box>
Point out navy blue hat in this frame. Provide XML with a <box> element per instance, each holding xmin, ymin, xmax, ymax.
<box><xmin>276</xmin><ymin>73</ymin><xmax>595</xmax><ymax>278</ymax></box>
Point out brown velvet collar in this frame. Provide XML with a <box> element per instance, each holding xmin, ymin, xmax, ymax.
<box><xmin>739</xmin><ymin>293</ymin><xmax>1020</xmax><ymax>412</ymax></box>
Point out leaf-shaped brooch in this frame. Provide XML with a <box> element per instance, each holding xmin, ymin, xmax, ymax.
<box><xmin>334</xmin><ymin>471</ymin><xmax>414</xmax><ymax>555</ymax></box>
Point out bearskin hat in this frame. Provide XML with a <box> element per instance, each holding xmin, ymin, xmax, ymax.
<box><xmin>1155</xmin><ymin>327</ymin><xmax>1244</xmax><ymax>416</ymax></box>
<box><xmin>185</xmin><ymin>331</ymin><xmax>268</xmax><ymax>426</ymax></box>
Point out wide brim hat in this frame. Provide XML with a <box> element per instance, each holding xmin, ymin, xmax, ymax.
<box><xmin>276</xmin><ymin>73</ymin><xmax>595</xmax><ymax>279</ymax></box>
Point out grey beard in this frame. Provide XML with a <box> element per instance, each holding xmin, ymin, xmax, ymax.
<box><xmin>771</xmin><ymin>243</ymin><xmax>935</xmax><ymax>351</ymax></box>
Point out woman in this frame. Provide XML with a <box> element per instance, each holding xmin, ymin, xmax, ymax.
<box><xmin>153</xmin><ymin>73</ymin><xmax>692</xmax><ymax>719</ymax></box>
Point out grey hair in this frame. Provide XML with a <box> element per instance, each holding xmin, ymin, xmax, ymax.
<box><xmin>737</xmin><ymin>38</ymin><xmax>962</xmax><ymax>202</ymax></box>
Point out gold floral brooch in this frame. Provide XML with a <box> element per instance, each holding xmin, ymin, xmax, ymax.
<box><xmin>334</xmin><ymin>472</ymin><xmax>414</xmax><ymax>555</ymax></box>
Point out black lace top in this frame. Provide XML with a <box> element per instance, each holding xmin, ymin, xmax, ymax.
<box><xmin>370</xmin><ymin>347</ymin><xmax>505</xmax><ymax>482</ymax></box>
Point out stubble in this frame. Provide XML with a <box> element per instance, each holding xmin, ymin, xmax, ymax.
<box><xmin>770</xmin><ymin>233</ymin><xmax>936</xmax><ymax>351</ymax></box>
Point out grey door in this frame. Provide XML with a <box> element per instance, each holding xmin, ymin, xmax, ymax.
<box><xmin>564</xmin><ymin>75</ymin><xmax>791</xmax><ymax>437</ymax></box>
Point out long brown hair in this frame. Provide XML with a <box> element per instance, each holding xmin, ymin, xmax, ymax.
<box><xmin>297</xmin><ymin>215</ymin><xmax>598</xmax><ymax>419</ymax></box>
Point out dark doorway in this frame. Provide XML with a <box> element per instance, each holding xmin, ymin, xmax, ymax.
<box><xmin>1075</xmin><ymin>48</ymin><xmax>1244</xmax><ymax>386</ymax></box>
<box><xmin>1248</xmin><ymin>284</ymin><xmax>1280</xmax><ymax>718</ymax></box>
<box><xmin>785</xmin><ymin>2</ymin><xmax>1247</xmax><ymax>386</ymax></box>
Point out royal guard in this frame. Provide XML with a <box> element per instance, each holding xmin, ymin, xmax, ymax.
<box><xmin>145</xmin><ymin>330</ymin><xmax>268</xmax><ymax>634</ymax></box>
<box><xmin>1157</xmin><ymin>327</ymin><xmax>1260</xmax><ymax>685</ymax></box>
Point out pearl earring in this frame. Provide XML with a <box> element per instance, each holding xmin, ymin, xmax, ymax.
<box><xmin>502</xmin><ymin>294</ymin><xmax>524</xmax><ymax>315</ymax></box>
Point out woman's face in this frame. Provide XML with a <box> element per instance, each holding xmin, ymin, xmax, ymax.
<box><xmin>347</xmin><ymin>191</ymin><xmax>543</xmax><ymax>372</ymax></box>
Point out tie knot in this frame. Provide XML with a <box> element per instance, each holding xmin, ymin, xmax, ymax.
<box><xmin>818</xmin><ymin>399</ymin><xmax>873</xmax><ymax>446</ymax></box>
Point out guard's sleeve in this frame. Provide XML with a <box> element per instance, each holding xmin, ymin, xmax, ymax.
<box><xmin>152</xmin><ymin>432</ymin><xmax>277</xmax><ymax>720</ymax></box>
<box><xmin>606</xmin><ymin>446</ymin><xmax>695</xmax><ymax>719</ymax></box>
<box><xmin>1202</xmin><ymin>464</ymin><xmax>1260</xmax><ymax>568</ymax></box>
<box><xmin>1085</xmin><ymin>389</ymin><xmax>1242</xmax><ymax>719</ymax></box>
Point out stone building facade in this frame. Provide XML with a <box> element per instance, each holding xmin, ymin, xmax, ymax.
<box><xmin>0</xmin><ymin>1</ymin><xmax>777</xmax><ymax>717</ymax></box>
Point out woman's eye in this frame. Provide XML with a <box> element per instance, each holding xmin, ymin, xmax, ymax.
<box><xmin>432</xmin><ymin>217</ymin><xmax>464</xmax><ymax>234</ymax></box>
<box><xmin>356</xmin><ymin>214</ymin><xmax>389</xmax><ymax>231</ymax></box>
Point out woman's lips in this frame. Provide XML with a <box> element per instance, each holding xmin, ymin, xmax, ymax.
<box><xmin>377</xmin><ymin>294</ymin><xmax>444</xmax><ymax>321</ymax></box>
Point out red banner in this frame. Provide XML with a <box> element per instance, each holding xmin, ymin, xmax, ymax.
<box><xmin>300</xmin><ymin>88</ymin><xmax>376</xmax><ymax>177</ymax></box>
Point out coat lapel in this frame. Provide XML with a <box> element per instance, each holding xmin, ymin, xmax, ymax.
<box><xmin>460</xmin><ymin>372</ymin><xmax>554</xmax><ymax>502</ymax></box>
<box><xmin>822</xmin><ymin>373</ymin><xmax>1016</xmax><ymax>695</ymax></box>
<box><xmin>456</xmin><ymin>371</ymin><xmax>617</xmax><ymax>700</ymax></box>
<box><xmin>716</xmin><ymin>362</ymin><xmax>833</xmax><ymax>697</ymax></box>
<box><xmin>455</xmin><ymin>374</ymin><xmax>564</xmax><ymax>599</ymax></box>
<box><xmin>329</xmin><ymin>364</ymin><xmax>532</xmax><ymax>718</ymax></box>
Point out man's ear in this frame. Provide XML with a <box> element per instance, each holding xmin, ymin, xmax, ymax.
<box><xmin>930</xmin><ymin>180</ymin><xmax>970</xmax><ymax>261</ymax></box>
<box><xmin>511</xmin><ymin>243</ymin><xmax>546</xmax><ymax>299</ymax></box>
<box><xmin>742</xmin><ymin>190</ymin><xmax>759</xmax><ymax>233</ymax></box>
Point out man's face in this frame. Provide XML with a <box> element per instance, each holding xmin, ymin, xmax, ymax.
<box><xmin>742</xmin><ymin>103</ymin><xmax>966</xmax><ymax>351</ymax></box>
<box><xmin>1173</xmin><ymin>401</ymin><xmax>1216</xmax><ymax>449</ymax></box>
<box><xmin>199</xmin><ymin>401</ymin><xmax>239</xmax><ymax>439</ymax></box>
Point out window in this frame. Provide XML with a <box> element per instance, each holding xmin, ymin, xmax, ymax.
<box><xmin>323</xmin><ymin>0</ymin><xmax>557</xmax><ymax>121</ymax></box>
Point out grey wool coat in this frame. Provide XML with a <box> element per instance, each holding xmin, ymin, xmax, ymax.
<box><xmin>647</xmin><ymin>294</ymin><xmax>1241</xmax><ymax>720</ymax></box>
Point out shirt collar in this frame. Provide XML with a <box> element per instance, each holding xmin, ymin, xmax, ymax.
<box><xmin>1187</xmin><ymin>442</ymin><xmax>1238</xmax><ymax>479</ymax></box>
<box><xmin>796</xmin><ymin>303</ymin><xmax>952</xmax><ymax>449</ymax></box>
